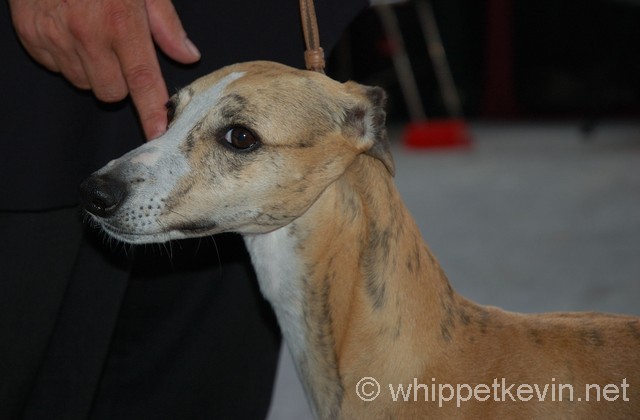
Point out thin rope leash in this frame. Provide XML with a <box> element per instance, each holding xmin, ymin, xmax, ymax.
<box><xmin>299</xmin><ymin>0</ymin><xmax>325</xmax><ymax>73</ymax></box>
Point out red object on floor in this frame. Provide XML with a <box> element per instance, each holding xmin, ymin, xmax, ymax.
<box><xmin>403</xmin><ymin>119</ymin><xmax>472</xmax><ymax>149</ymax></box>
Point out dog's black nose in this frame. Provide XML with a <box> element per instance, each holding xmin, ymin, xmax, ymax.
<box><xmin>79</xmin><ymin>175</ymin><xmax>128</xmax><ymax>217</ymax></box>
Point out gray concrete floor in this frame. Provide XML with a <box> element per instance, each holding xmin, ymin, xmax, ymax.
<box><xmin>267</xmin><ymin>123</ymin><xmax>640</xmax><ymax>419</ymax></box>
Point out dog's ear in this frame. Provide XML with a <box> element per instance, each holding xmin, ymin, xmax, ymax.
<box><xmin>342</xmin><ymin>82</ymin><xmax>396</xmax><ymax>177</ymax></box>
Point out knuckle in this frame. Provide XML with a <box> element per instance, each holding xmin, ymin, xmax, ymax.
<box><xmin>125</xmin><ymin>64</ymin><xmax>159</xmax><ymax>93</ymax></box>
<box><xmin>66</xmin><ymin>18</ymin><xmax>92</xmax><ymax>43</ymax></box>
<box><xmin>104</xmin><ymin>4</ymin><xmax>136</xmax><ymax>34</ymax></box>
<box><xmin>38</xmin><ymin>17</ymin><xmax>63</xmax><ymax>45</ymax></box>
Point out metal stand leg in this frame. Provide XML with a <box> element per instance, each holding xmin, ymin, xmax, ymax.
<box><xmin>415</xmin><ymin>0</ymin><xmax>463</xmax><ymax>118</ymax></box>
<box><xmin>374</xmin><ymin>0</ymin><xmax>464</xmax><ymax>120</ymax></box>
<box><xmin>375</xmin><ymin>4</ymin><xmax>427</xmax><ymax>121</ymax></box>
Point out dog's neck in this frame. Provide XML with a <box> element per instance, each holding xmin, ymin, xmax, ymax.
<box><xmin>244</xmin><ymin>155</ymin><xmax>461</xmax><ymax>418</ymax></box>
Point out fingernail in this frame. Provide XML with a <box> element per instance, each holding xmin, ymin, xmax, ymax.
<box><xmin>185</xmin><ymin>38</ymin><xmax>201</xmax><ymax>60</ymax></box>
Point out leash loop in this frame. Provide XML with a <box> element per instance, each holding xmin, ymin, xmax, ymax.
<box><xmin>299</xmin><ymin>0</ymin><xmax>325</xmax><ymax>73</ymax></box>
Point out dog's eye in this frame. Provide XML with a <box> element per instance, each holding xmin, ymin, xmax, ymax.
<box><xmin>224</xmin><ymin>127</ymin><xmax>259</xmax><ymax>151</ymax></box>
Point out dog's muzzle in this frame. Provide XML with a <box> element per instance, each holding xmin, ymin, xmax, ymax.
<box><xmin>79</xmin><ymin>175</ymin><xmax>128</xmax><ymax>218</ymax></box>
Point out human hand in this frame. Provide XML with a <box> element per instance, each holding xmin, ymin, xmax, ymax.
<box><xmin>9</xmin><ymin>0</ymin><xmax>201</xmax><ymax>140</ymax></box>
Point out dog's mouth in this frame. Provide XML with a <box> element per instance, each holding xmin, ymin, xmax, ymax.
<box><xmin>88</xmin><ymin>214</ymin><xmax>219</xmax><ymax>244</ymax></box>
<box><xmin>85</xmin><ymin>214</ymin><xmax>172</xmax><ymax>244</ymax></box>
<box><xmin>174</xmin><ymin>224</ymin><xmax>218</xmax><ymax>235</ymax></box>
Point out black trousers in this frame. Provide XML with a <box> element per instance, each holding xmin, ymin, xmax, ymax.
<box><xmin>0</xmin><ymin>209</ymin><xmax>280</xmax><ymax>419</ymax></box>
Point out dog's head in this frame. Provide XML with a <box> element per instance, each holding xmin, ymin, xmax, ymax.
<box><xmin>80</xmin><ymin>61</ymin><xmax>395</xmax><ymax>243</ymax></box>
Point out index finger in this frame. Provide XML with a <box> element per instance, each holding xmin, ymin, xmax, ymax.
<box><xmin>111</xmin><ymin>7</ymin><xmax>169</xmax><ymax>140</ymax></box>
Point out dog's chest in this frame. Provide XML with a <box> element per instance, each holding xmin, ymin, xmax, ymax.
<box><xmin>243</xmin><ymin>227</ymin><xmax>307</xmax><ymax>361</ymax></box>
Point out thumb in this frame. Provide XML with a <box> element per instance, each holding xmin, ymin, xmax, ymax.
<box><xmin>145</xmin><ymin>0</ymin><xmax>200</xmax><ymax>64</ymax></box>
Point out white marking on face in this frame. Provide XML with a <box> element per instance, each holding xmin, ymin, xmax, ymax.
<box><xmin>165</xmin><ymin>71</ymin><xmax>246</xmax><ymax>145</ymax></box>
<box><xmin>142</xmin><ymin>70</ymin><xmax>246</xmax><ymax>203</ymax></box>
<box><xmin>92</xmin><ymin>71</ymin><xmax>246</xmax><ymax>243</ymax></box>
<box><xmin>130</xmin><ymin>150</ymin><xmax>161</xmax><ymax>166</ymax></box>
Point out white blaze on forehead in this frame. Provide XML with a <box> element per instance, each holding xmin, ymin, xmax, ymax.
<box><xmin>107</xmin><ymin>70</ymin><xmax>247</xmax><ymax>174</ymax></box>
<box><xmin>122</xmin><ymin>70</ymin><xmax>247</xmax><ymax>168</ymax></box>
<box><xmin>130</xmin><ymin>150</ymin><xmax>161</xmax><ymax>166</ymax></box>
<box><xmin>142</xmin><ymin>71</ymin><xmax>246</xmax><ymax>187</ymax></box>
<box><xmin>163</xmin><ymin>71</ymin><xmax>246</xmax><ymax>146</ymax></box>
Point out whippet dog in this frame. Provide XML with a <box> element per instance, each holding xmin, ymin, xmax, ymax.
<box><xmin>80</xmin><ymin>61</ymin><xmax>639</xmax><ymax>418</ymax></box>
